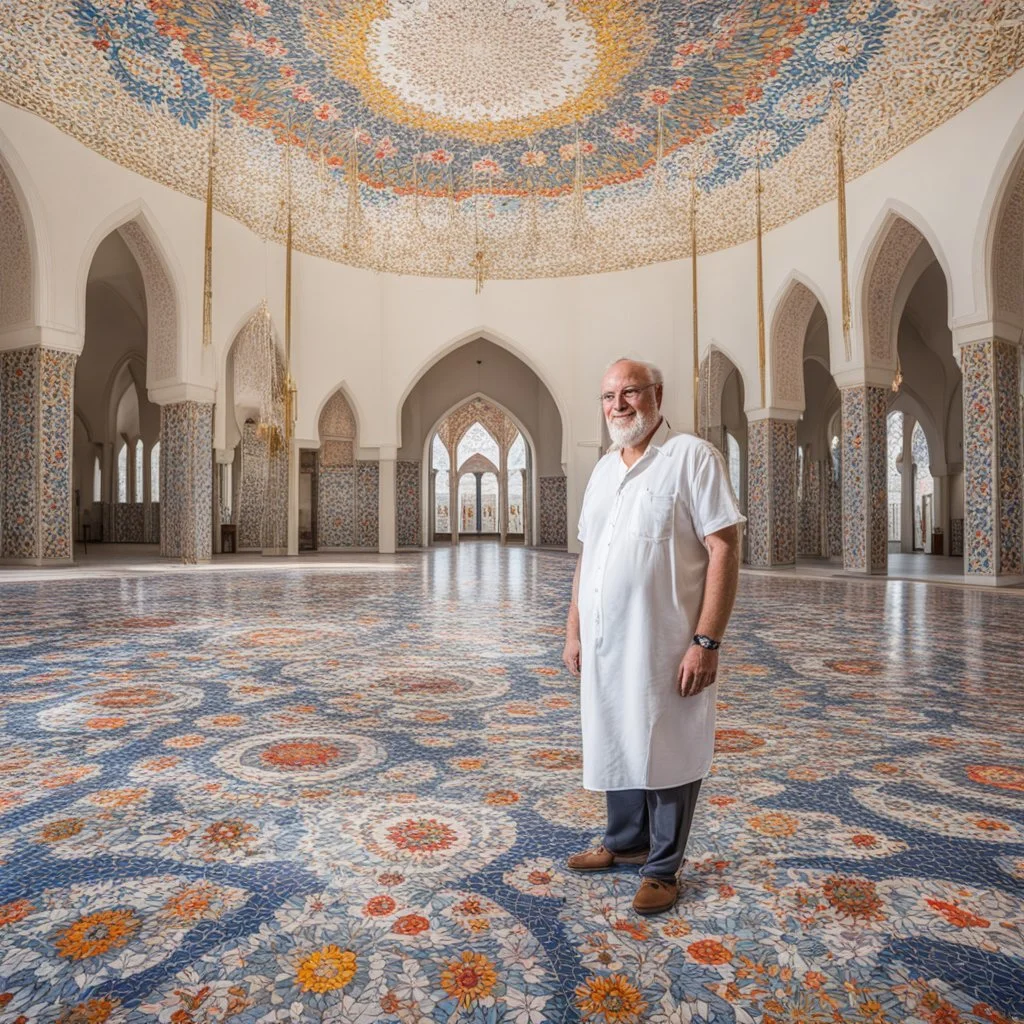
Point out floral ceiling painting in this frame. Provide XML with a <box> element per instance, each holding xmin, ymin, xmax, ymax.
<box><xmin>1</xmin><ymin>0</ymin><xmax>1022</xmax><ymax>278</ymax></box>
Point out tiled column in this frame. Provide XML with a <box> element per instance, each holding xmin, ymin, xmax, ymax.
<box><xmin>0</xmin><ymin>347</ymin><xmax>77</xmax><ymax>564</ymax></box>
<box><xmin>841</xmin><ymin>384</ymin><xmax>888</xmax><ymax>575</ymax></box>
<box><xmin>159</xmin><ymin>401</ymin><xmax>213</xmax><ymax>563</ymax></box>
<box><xmin>745</xmin><ymin>413</ymin><xmax>798</xmax><ymax>568</ymax></box>
<box><xmin>961</xmin><ymin>337</ymin><xmax>1022</xmax><ymax>582</ymax></box>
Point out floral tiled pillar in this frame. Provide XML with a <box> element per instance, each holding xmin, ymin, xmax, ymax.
<box><xmin>798</xmin><ymin>459</ymin><xmax>825</xmax><ymax>558</ymax></box>
<box><xmin>0</xmin><ymin>347</ymin><xmax>76</xmax><ymax>564</ymax></box>
<box><xmin>841</xmin><ymin>385</ymin><xmax>888</xmax><ymax>574</ymax></box>
<box><xmin>961</xmin><ymin>338</ymin><xmax>1022</xmax><ymax>581</ymax></box>
<box><xmin>745</xmin><ymin>416</ymin><xmax>797</xmax><ymax>568</ymax></box>
<box><xmin>159</xmin><ymin>401</ymin><xmax>213</xmax><ymax>563</ymax></box>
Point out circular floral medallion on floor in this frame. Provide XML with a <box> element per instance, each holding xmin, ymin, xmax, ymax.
<box><xmin>37</xmin><ymin>683</ymin><xmax>205</xmax><ymax>731</ymax></box>
<box><xmin>212</xmin><ymin>731</ymin><xmax>385</xmax><ymax>786</ymax></box>
<box><xmin>299</xmin><ymin>797</ymin><xmax>516</xmax><ymax>883</ymax></box>
<box><xmin>370</xmin><ymin>671</ymin><xmax>509</xmax><ymax>707</ymax></box>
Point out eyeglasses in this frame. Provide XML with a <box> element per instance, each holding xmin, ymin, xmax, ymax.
<box><xmin>599</xmin><ymin>383</ymin><xmax>657</xmax><ymax>405</ymax></box>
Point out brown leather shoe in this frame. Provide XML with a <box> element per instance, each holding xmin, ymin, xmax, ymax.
<box><xmin>566</xmin><ymin>844</ymin><xmax>650</xmax><ymax>872</ymax></box>
<box><xmin>632</xmin><ymin>877</ymin><xmax>678</xmax><ymax>915</ymax></box>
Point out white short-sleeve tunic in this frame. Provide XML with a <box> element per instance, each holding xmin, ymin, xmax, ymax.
<box><xmin>576</xmin><ymin>421</ymin><xmax>745</xmax><ymax>791</ymax></box>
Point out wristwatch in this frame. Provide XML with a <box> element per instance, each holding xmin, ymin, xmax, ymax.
<box><xmin>692</xmin><ymin>634</ymin><xmax>721</xmax><ymax>650</ymax></box>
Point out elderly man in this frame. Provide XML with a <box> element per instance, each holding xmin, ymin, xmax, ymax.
<box><xmin>562</xmin><ymin>358</ymin><xmax>744</xmax><ymax>915</ymax></box>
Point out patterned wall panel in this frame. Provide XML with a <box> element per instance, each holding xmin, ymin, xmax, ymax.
<box><xmin>112</xmin><ymin>503</ymin><xmax>145</xmax><ymax>543</ymax></box>
<box><xmin>798</xmin><ymin>459</ymin><xmax>823</xmax><ymax>557</ymax></box>
<box><xmin>318</xmin><ymin>464</ymin><xmax>356</xmax><ymax>548</ymax></box>
<box><xmin>144</xmin><ymin>502</ymin><xmax>160</xmax><ymax>544</ymax></box>
<box><xmin>159</xmin><ymin>401</ymin><xmax>212</xmax><ymax>562</ymax></box>
<box><xmin>827</xmin><ymin>469</ymin><xmax>843</xmax><ymax>559</ymax></box>
<box><xmin>237</xmin><ymin>422</ymin><xmax>267</xmax><ymax>551</ymax></box>
<box><xmin>357</xmin><ymin>461</ymin><xmax>380</xmax><ymax>549</ymax></box>
<box><xmin>746</xmin><ymin>419</ymin><xmax>796</xmax><ymax>567</ymax></box>
<box><xmin>841</xmin><ymin>385</ymin><xmax>887</xmax><ymax>574</ymax></box>
<box><xmin>538</xmin><ymin>476</ymin><xmax>567</xmax><ymax>548</ymax></box>
<box><xmin>770</xmin><ymin>420</ymin><xmax>797</xmax><ymax>565</ymax></box>
<box><xmin>0</xmin><ymin>348</ymin><xmax>39</xmax><ymax>559</ymax></box>
<box><xmin>963</xmin><ymin>338</ymin><xmax>1023</xmax><ymax>578</ymax></box>
<box><xmin>396</xmin><ymin>460</ymin><xmax>421</xmax><ymax>548</ymax></box>
<box><xmin>262</xmin><ymin>446</ymin><xmax>288</xmax><ymax>551</ymax></box>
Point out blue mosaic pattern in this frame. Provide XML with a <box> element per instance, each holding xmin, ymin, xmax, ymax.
<box><xmin>396</xmin><ymin>460</ymin><xmax>421</xmax><ymax>548</ymax></box>
<box><xmin>0</xmin><ymin>551</ymin><xmax>1021</xmax><ymax>1022</ymax></box>
<box><xmin>65</xmin><ymin>0</ymin><xmax>896</xmax><ymax>197</ymax></box>
<box><xmin>356</xmin><ymin>461</ymin><xmax>379</xmax><ymax>550</ymax></box>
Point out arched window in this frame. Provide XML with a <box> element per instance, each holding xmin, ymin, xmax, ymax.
<box><xmin>887</xmin><ymin>411</ymin><xmax>903</xmax><ymax>542</ymax></box>
<box><xmin>726</xmin><ymin>432</ymin><xmax>741</xmax><ymax>503</ymax></box>
<box><xmin>911</xmin><ymin>421</ymin><xmax>933</xmax><ymax>551</ymax></box>
<box><xmin>507</xmin><ymin>433</ymin><xmax>526</xmax><ymax>534</ymax></box>
<box><xmin>117</xmin><ymin>443</ymin><xmax>128</xmax><ymax>503</ymax></box>
<box><xmin>92</xmin><ymin>455</ymin><xmax>101</xmax><ymax>503</ymax></box>
<box><xmin>432</xmin><ymin>435</ymin><xmax>450</xmax><ymax>533</ymax></box>
<box><xmin>151</xmin><ymin>442</ymin><xmax>161</xmax><ymax>502</ymax></box>
<box><xmin>457</xmin><ymin>423</ymin><xmax>499</xmax><ymax>470</ymax></box>
<box><xmin>134</xmin><ymin>439</ymin><xmax>144</xmax><ymax>502</ymax></box>
<box><xmin>830</xmin><ymin>435</ymin><xmax>840</xmax><ymax>483</ymax></box>
<box><xmin>796</xmin><ymin>445</ymin><xmax>805</xmax><ymax>504</ymax></box>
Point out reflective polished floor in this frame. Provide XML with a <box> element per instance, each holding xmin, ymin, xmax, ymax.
<box><xmin>0</xmin><ymin>546</ymin><xmax>1021</xmax><ymax>1023</ymax></box>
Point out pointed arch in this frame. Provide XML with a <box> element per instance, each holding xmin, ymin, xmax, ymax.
<box><xmin>767</xmin><ymin>272</ymin><xmax>830</xmax><ymax>412</ymax></box>
<box><xmin>396</xmin><ymin>326</ymin><xmax>569</xmax><ymax>464</ymax></box>
<box><xmin>317</xmin><ymin>384</ymin><xmax>359</xmax><ymax>467</ymax></box>
<box><xmin>698</xmin><ymin>344</ymin><xmax>747</xmax><ymax>433</ymax></box>
<box><xmin>979</xmin><ymin>125</ymin><xmax>1024</xmax><ymax>333</ymax></box>
<box><xmin>0</xmin><ymin>126</ymin><xmax>50</xmax><ymax>328</ymax></box>
<box><xmin>76</xmin><ymin>201</ymin><xmax>186</xmax><ymax>388</ymax></box>
<box><xmin>856</xmin><ymin>202</ymin><xmax>953</xmax><ymax>368</ymax></box>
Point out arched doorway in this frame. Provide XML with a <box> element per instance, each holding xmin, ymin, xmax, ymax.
<box><xmin>398</xmin><ymin>337</ymin><xmax>564</xmax><ymax>548</ymax></box>
<box><xmin>429</xmin><ymin>398</ymin><xmax>532</xmax><ymax>545</ymax></box>
<box><xmin>74</xmin><ymin>231</ymin><xmax>161</xmax><ymax>548</ymax></box>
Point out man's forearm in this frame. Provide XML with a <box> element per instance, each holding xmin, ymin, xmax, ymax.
<box><xmin>695</xmin><ymin>531</ymin><xmax>739</xmax><ymax>641</ymax></box>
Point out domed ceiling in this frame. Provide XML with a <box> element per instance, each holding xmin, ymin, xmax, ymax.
<box><xmin>1</xmin><ymin>1</ymin><xmax>1021</xmax><ymax>279</ymax></box>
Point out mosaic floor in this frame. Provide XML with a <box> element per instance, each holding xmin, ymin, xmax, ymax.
<box><xmin>0</xmin><ymin>546</ymin><xmax>1022</xmax><ymax>1024</ymax></box>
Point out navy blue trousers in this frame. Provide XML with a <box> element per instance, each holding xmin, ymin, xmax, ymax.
<box><xmin>603</xmin><ymin>779</ymin><xmax>703</xmax><ymax>880</ymax></box>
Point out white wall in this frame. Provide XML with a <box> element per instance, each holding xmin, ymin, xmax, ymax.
<box><xmin>2</xmin><ymin>68</ymin><xmax>1023</xmax><ymax>552</ymax></box>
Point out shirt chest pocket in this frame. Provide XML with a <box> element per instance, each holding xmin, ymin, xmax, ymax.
<box><xmin>629</xmin><ymin>490</ymin><xmax>675</xmax><ymax>541</ymax></box>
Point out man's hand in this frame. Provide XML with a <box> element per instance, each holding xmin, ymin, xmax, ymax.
<box><xmin>679</xmin><ymin>643</ymin><xmax>718</xmax><ymax>698</ymax></box>
<box><xmin>563</xmin><ymin>633</ymin><xmax>582</xmax><ymax>676</ymax></box>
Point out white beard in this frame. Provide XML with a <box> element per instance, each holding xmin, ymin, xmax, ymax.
<box><xmin>607</xmin><ymin>408</ymin><xmax>658</xmax><ymax>448</ymax></box>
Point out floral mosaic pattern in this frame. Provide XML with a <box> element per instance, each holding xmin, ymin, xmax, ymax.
<box><xmin>798</xmin><ymin>458</ymin><xmax>823</xmax><ymax>557</ymax></box>
<box><xmin>963</xmin><ymin>338</ymin><xmax>1024</xmax><ymax>578</ymax></box>
<box><xmin>158</xmin><ymin>401</ymin><xmax>213</xmax><ymax>562</ymax></box>
<box><xmin>111</xmin><ymin>503</ymin><xmax>145</xmax><ymax>543</ymax></box>
<box><xmin>238</xmin><ymin>422</ymin><xmax>268</xmax><ymax>551</ymax></box>
<box><xmin>356</xmin><ymin>460</ymin><xmax>379</xmax><ymax>549</ymax></box>
<box><xmin>396</xmin><ymin>460</ymin><xmax>421</xmax><ymax>548</ymax></box>
<box><xmin>842</xmin><ymin>385</ymin><xmax>887</xmax><ymax>574</ymax></box>
<box><xmin>538</xmin><ymin>475</ymin><xmax>567</xmax><ymax>547</ymax></box>
<box><xmin>745</xmin><ymin>419</ymin><xmax>770</xmax><ymax>567</ymax></box>
<box><xmin>0</xmin><ymin>552</ymin><xmax>1022</xmax><ymax>1021</ymax></box>
<box><xmin>317</xmin><ymin>464</ymin><xmax>356</xmax><ymax>549</ymax></box>
<box><xmin>1</xmin><ymin>3</ymin><xmax>1021</xmax><ymax>278</ymax></box>
<box><xmin>0</xmin><ymin>348</ymin><xmax>76</xmax><ymax>563</ymax></box>
<box><xmin>746</xmin><ymin>419</ymin><xmax>795</xmax><ymax>567</ymax></box>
